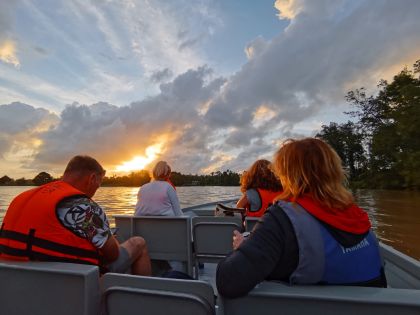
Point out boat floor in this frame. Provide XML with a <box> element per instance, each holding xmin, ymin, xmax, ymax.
<box><xmin>197</xmin><ymin>263</ymin><xmax>218</xmax><ymax>295</ymax></box>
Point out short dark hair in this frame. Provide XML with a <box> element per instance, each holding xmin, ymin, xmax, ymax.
<box><xmin>64</xmin><ymin>155</ymin><xmax>105</xmax><ymax>176</ymax></box>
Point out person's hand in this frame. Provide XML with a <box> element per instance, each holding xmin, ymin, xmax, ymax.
<box><xmin>233</xmin><ymin>230</ymin><xmax>244</xmax><ymax>250</ymax></box>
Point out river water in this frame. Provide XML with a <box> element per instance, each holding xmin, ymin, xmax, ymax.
<box><xmin>0</xmin><ymin>186</ymin><xmax>419</xmax><ymax>260</ymax></box>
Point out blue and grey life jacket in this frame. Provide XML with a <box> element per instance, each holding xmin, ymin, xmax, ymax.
<box><xmin>277</xmin><ymin>200</ymin><xmax>383</xmax><ymax>285</ymax></box>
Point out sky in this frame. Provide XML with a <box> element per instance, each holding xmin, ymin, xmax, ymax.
<box><xmin>1</xmin><ymin>0</ymin><xmax>420</xmax><ymax>178</ymax></box>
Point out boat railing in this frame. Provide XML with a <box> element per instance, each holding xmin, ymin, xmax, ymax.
<box><xmin>2</xmin><ymin>258</ymin><xmax>420</xmax><ymax>315</ymax></box>
<box><xmin>380</xmin><ymin>243</ymin><xmax>420</xmax><ymax>289</ymax></box>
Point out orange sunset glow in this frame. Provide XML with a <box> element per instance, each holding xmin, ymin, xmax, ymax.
<box><xmin>115</xmin><ymin>142</ymin><xmax>164</xmax><ymax>172</ymax></box>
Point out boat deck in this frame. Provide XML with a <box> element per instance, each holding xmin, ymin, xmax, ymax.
<box><xmin>1</xmin><ymin>200</ymin><xmax>420</xmax><ymax>314</ymax></box>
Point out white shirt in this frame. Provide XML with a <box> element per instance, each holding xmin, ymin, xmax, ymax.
<box><xmin>134</xmin><ymin>180</ymin><xmax>182</xmax><ymax>216</ymax></box>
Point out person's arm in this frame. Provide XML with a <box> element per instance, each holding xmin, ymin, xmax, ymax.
<box><xmin>216</xmin><ymin>208</ymin><xmax>287</xmax><ymax>298</ymax></box>
<box><xmin>167</xmin><ymin>185</ymin><xmax>183</xmax><ymax>216</ymax></box>
<box><xmin>236</xmin><ymin>194</ymin><xmax>249</xmax><ymax>208</ymax></box>
<box><xmin>134</xmin><ymin>187</ymin><xmax>142</xmax><ymax>215</ymax></box>
<box><xmin>99</xmin><ymin>235</ymin><xmax>120</xmax><ymax>263</ymax></box>
<box><xmin>57</xmin><ymin>197</ymin><xmax>119</xmax><ymax>262</ymax></box>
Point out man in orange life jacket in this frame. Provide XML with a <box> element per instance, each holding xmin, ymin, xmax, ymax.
<box><xmin>0</xmin><ymin>155</ymin><xmax>152</xmax><ymax>275</ymax></box>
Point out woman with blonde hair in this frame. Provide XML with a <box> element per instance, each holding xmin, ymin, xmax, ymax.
<box><xmin>135</xmin><ymin>161</ymin><xmax>182</xmax><ymax>216</ymax></box>
<box><xmin>217</xmin><ymin>138</ymin><xmax>386</xmax><ymax>298</ymax></box>
<box><xmin>236</xmin><ymin>159</ymin><xmax>282</xmax><ymax>217</ymax></box>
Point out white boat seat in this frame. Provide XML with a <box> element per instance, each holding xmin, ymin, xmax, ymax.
<box><xmin>114</xmin><ymin>215</ymin><xmax>194</xmax><ymax>277</ymax></box>
<box><xmin>0</xmin><ymin>260</ymin><xmax>100</xmax><ymax>315</ymax></box>
<box><xmin>192</xmin><ymin>216</ymin><xmax>241</xmax><ymax>279</ymax></box>
<box><xmin>102</xmin><ymin>273</ymin><xmax>215</xmax><ymax>315</ymax></box>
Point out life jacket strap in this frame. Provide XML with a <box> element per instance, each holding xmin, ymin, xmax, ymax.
<box><xmin>0</xmin><ymin>229</ymin><xmax>99</xmax><ymax>259</ymax></box>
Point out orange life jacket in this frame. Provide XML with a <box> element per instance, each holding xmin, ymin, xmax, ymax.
<box><xmin>246</xmin><ymin>188</ymin><xmax>281</xmax><ymax>217</ymax></box>
<box><xmin>0</xmin><ymin>181</ymin><xmax>100</xmax><ymax>266</ymax></box>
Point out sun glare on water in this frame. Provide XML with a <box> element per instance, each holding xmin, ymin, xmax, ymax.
<box><xmin>116</xmin><ymin>143</ymin><xmax>163</xmax><ymax>172</ymax></box>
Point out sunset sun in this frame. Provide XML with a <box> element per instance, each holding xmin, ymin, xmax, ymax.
<box><xmin>116</xmin><ymin>143</ymin><xmax>164</xmax><ymax>172</ymax></box>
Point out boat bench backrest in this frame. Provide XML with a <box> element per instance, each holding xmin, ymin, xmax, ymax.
<box><xmin>220</xmin><ymin>281</ymin><xmax>420</xmax><ymax>315</ymax></box>
<box><xmin>380</xmin><ymin>243</ymin><xmax>420</xmax><ymax>289</ymax></box>
<box><xmin>182</xmin><ymin>199</ymin><xmax>239</xmax><ymax>217</ymax></box>
<box><xmin>0</xmin><ymin>260</ymin><xmax>100</xmax><ymax>315</ymax></box>
<box><xmin>192</xmin><ymin>216</ymin><xmax>241</xmax><ymax>263</ymax></box>
<box><xmin>114</xmin><ymin>215</ymin><xmax>193</xmax><ymax>277</ymax></box>
<box><xmin>245</xmin><ymin>217</ymin><xmax>260</xmax><ymax>232</ymax></box>
<box><xmin>102</xmin><ymin>273</ymin><xmax>215</xmax><ymax>315</ymax></box>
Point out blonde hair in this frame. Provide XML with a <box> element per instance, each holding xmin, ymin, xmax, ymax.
<box><xmin>152</xmin><ymin>161</ymin><xmax>171</xmax><ymax>180</ymax></box>
<box><xmin>272</xmin><ymin>138</ymin><xmax>353</xmax><ymax>210</ymax></box>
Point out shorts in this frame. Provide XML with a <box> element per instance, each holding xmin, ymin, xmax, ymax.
<box><xmin>107</xmin><ymin>246</ymin><xmax>133</xmax><ymax>273</ymax></box>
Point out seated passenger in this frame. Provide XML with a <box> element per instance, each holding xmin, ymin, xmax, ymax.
<box><xmin>0</xmin><ymin>155</ymin><xmax>151</xmax><ymax>276</ymax></box>
<box><xmin>236</xmin><ymin>159</ymin><xmax>282</xmax><ymax>217</ymax></box>
<box><xmin>216</xmin><ymin>138</ymin><xmax>386</xmax><ymax>298</ymax></box>
<box><xmin>135</xmin><ymin>161</ymin><xmax>182</xmax><ymax>216</ymax></box>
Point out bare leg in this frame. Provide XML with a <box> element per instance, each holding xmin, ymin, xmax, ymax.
<box><xmin>120</xmin><ymin>236</ymin><xmax>152</xmax><ymax>276</ymax></box>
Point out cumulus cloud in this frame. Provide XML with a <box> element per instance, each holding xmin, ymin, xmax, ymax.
<box><xmin>245</xmin><ymin>36</ymin><xmax>269</xmax><ymax>60</ymax></box>
<box><xmin>150</xmin><ymin>68</ymin><xmax>173</xmax><ymax>83</ymax></box>
<box><xmin>0</xmin><ymin>102</ymin><xmax>58</xmax><ymax>160</ymax></box>
<box><xmin>205</xmin><ymin>0</ymin><xmax>420</xmax><ymax>139</ymax></box>
<box><xmin>0</xmin><ymin>40</ymin><xmax>20</xmax><ymax>68</ymax></box>
<box><xmin>2</xmin><ymin>0</ymin><xmax>420</xmax><ymax>176</ymax></box>
<box><xmin>32</xmin><ymin>67</ymin><xmax>227</xmax><ymax>173</ymax></box>
<box><xmin>274</xmin><ymin>0</ymin><xmax>303</xmax><ymax>20</ymax></box>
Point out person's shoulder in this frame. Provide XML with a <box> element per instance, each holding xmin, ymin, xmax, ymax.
<box><xmin>140</xmin><ymin>181</ymin><xmax>152</xmax><ymax>188</ymax></box>
<box><xmin>57</xmin><ymin>195</ymin><xmax>101</xmax><ymax>211</ymax></box>
<box><xmin>246</xmin><ymin>188</ymin><xmax>260</xmax><ymax>200</ymax></box>
<box><xmin>246</xmin><ymin>188</ymin><xmax>258</xmax><ymax>193</ymax></box>
<box><xmin>264</xmin><ymin>201</ymin><xmax>291</xmax><ymax>220</ymax></box>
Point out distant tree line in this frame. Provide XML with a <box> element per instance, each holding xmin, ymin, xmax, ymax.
<box><xmin>170</xmin><ymin>170</ymin><xmax>240</xmax><ymax>186</ymax></box>
<box><xmin>0</xmin><ymin>169</ymin><xmax>241</xmax><ymax>187</ymax></box>
<box><xmin>317</xmin><ymin>60</ymin><xmax>420</xmax><ymax>190</ymax></box>
<box><xmin>0</xmin><ymin>172</ymin><xmax>54</xmax><ymax>186</ymax></box>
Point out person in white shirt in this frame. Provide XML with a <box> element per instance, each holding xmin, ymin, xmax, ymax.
<box><xmin>134</xmin><ymin>161</ymin><xmax>182</xmax><ymax>216</ymax></box>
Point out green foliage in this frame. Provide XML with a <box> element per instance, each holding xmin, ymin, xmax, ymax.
<box><xmin>102</xmin><ymin>170</ymin><xmax>151</xmax><ymax>187</ymax></box>
<box><xmin>33</xmin><ymin>172</ymin><xmax>54</xmax><ymax>186</ymax></box>
<box><xmin>170</xmin><ymin>170</ymin><xmax>240</xmax><ymax>186</ymax></box>
<box><xmin>14</xmin><ymin>178</ymin><xmax>32</xmax><ymax>186</ymax></box>
<box><xmin>100</xmin><ymin>169</ymin><xmax>240</xmax><ymax>187</ymax></box>
<box><xmin>0</xmin><ymin>175</ymin><xmax>13</xmax><ymax>185</ymax></box>
<box><xmin>0</xmin><ymin>169</ymin><xmax>240</xmax><ymax>187</ymax></box>
<box><xmin>320</xmin><ymin>59</ymin><xmax>420</xmax><ymax>190</ymax></box>
<box><xmin>316</xmin><ymin>121</ymin><xmax>366</xmax><ymax>180</ymax></box>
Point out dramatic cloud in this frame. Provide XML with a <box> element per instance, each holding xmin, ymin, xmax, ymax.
<box><xmin>150</xmin><ymin>68</ymin><xmax>173</xmax><ymax>83</ymax></box>
<box><xmin>0</xmin><ymin>2</ymin><xmax>20</xmax><ymax>67</ymax></box>
<box><xmin>32</xmin><ymin>67</ymin><xmax>227</xmax><ymax>173</ymax></box>
<box><xmin>205</xmin><ymin>0</ymin><xmax>420</xmax><ymax>139</ymax></box>
<box><xmin>274</xmin><ymin>0</ymin><xmax>303</xmax><ymax>20</ymax></box>
<box><xmin>0</xmin><ymin>40</ymin><xmax>20</xmax><ymax>68</ymax></box>
<box><xmin>1</xmin><ymin>0</ymin><xmax>420</xmax><ymax>177</ymax></box>
<box><xmin>0</xmin><ymin>102</ymin><xmax>58</xmax><ymax>164</ymax></box>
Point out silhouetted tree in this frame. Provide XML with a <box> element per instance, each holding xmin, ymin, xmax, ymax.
<box><xmin>33</xmin><ymin>172</ymin><xmax>54</xmax><ymax>186</ymax></box>
<box><xmin>0</xmin><ymin>175</ymin><xmax>13</xmax><ymax>185</ymax></box>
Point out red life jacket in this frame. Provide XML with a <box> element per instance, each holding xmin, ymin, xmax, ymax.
<box><xmin>246</xmin><ymin>188</ymin><xmax>281</xmax><ymax>217</ymax></box>
<box><xmin>296</xmin><ymin>195</ymin><xmax>371</xmax><ymax>234</ymax></box>
<box><xmin>0</xmin><ymin>181</ymin><xmax>100</xmax><ymax>266</ymax></box>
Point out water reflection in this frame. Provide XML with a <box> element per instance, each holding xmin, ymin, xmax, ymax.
<box><xmin>94</xmin><ymin>186</ymin><xmax>242</xmax><ymax>226</ymax></box>
<box><xmin>355</xmin><ymin>189</ymin><xmax>420</xmax><ymax>260</ymax></box>
<box><xmin>1</xmin><ymin>186</ymin><xmax>419</xmax><ymax>260</ymax></box>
